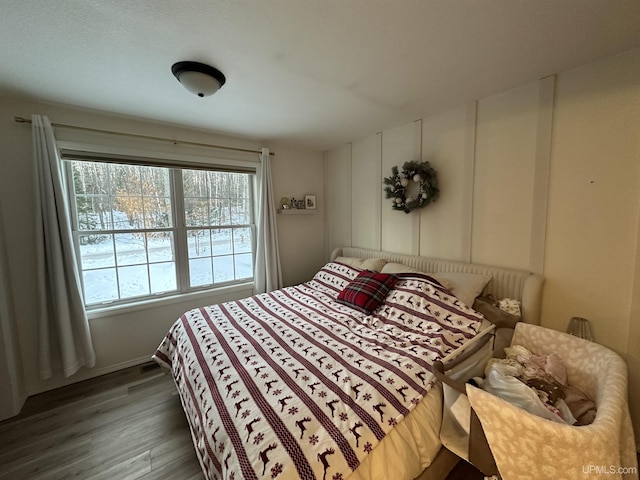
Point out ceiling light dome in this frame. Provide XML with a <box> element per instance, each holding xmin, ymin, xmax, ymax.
<box><xmin>171</xmin><ymin>61</ymin><xmax>226</xmax><ymax>98</ymax></box>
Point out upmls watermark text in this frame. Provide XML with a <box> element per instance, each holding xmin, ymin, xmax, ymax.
<box><xmin>582</xmin><ymin>465</ymin><xmax>638</xmax><ymax>475</ymax></box>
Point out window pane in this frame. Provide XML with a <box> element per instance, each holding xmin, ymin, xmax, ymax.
<box><xmin>148</xmin><ymin>232</ymin><xmax>174</xmax><ymax>262</ymax></box>
<box><xmin>76</xmin><ymin>195</ymin><xmax>114</xmax><ymax>231</ymax></box>
<box><xmin>83</xmin><ymin>268</ymin><xmax>118</xmax><ymax>304</ymax></box>
<box><xmin>235</xmin><ymin>253</ymin><xmax>253</xmax><ymax>280</ymax></box>
<box><xmin>229</xmin><ymin>173</ymin><xmax>249</xmax><ymax>200</ymax></box>
<box><xmin>190</xmin><ymin>258</ymin><xmax>212</xmax><ymax>287</ymax></box>
<box><xmin>112</xmin><ymin>164</ymin><xmax>141</xmax><ymax>196</ymax></box>
<box><xmin>115</xmin><ymin>233</ymin><xmax>146</xmax><ymax>266</ymax></box>
<box><xmin>72</xmin><ymin>162</ymin><xmax>109</xmax><ymax>195</ymax></box>
<box><xmin>150</xmin><ymin>262</ymin><xmax>177</xmax><ymax>293</ymax></box>
<box><xmin>183</xmin><ymin>170</ymin><xmax>209</xmax><ymax>198</ymax></box>
<box><xmin>210</xmin><ymin>198</ymin><xmax>231</xmax><ymax>225</ymax></box>
<box><xmin>114</xmin><ymin>196</ymin><xmax>144</xmax><ymax>229</ymax></box>
<box><xmin>231</xmin><ymin>199</ymin><xmax>250</xmax><ymax>225</ymax></box>
<box><xmin>79</xmin><ymin>234</ymin><xmax>115</xmax><ymax>269</ymax></box>
<box><xmin>141</xmin><ymin>166</ymin><xmax>170</xmax><ymax>197</ymax></box>
<box><xmin>69</xmin><ymin>161</ymin><xmax>254</xmax><ymax>306</ymax></box>
<box><xmin>118</xmin><ymin>265</ymin><xmax>150</xmax><ymax>298</ymax></box>
<box><xmin>185</xmin><ymin>198</ymin><xmax>209</xmax><ymax>227</ymax></box>
<box><xmin>143</xmin><ymin>197</ymin><xmax>172</xmax><ymax>228</ymax></box>
<box><xmin>212</xmin><ymin>228</ymin><xmax>233</xmax><ymax>255</ymax></box>
<box><xmin>209</xmin><ymin>171</ymin><xmax>230</xmax><ymax>198</ymax></box>
<box><xmin>187</xmin><ymin>230</ymin><xmax>211</xmax><ymax>258</ymax></box>
<box><xmin>213</xmin><ymin>256</ymin><xmax>234</xmax><ymax>283</ymax></box>
<box><xmin>233</xmin><ymin>227</ymin><xmax>252</xmax><ymax>254</ymax></box>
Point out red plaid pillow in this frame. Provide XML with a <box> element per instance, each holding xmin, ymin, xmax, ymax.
<box><xmin>337</xmin><ymin>271</ymin><xmax>398</xmax><ymax>313</ymax></box>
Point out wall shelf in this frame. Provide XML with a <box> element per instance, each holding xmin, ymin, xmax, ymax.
<box><xmin>278</xmin><ymin>209</ymin><xmax>316</xmax><ymax>215</ymax></box>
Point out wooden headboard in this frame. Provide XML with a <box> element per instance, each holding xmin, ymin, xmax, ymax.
<box><xmin>330</xmin><ymin>247</ymin><xmax>545</xmax><ymax>325</ymax></box>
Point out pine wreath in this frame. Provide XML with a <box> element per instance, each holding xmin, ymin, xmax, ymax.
<box><xmin>383</xmin><ymin>160</ymin><xmax>439</xmax><ymax>213</ymax></box>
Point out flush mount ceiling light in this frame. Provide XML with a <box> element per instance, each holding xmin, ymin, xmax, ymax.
<box><xmin>171</xmin><ymin>61</ymin><xmax>226</xmax><ymax>98</ymax></box>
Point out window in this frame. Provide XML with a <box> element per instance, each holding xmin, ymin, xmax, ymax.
<box><xmin>66</xmin><ymin>159</ymin><xmax>255</xmax><ymax>307</ymax></box>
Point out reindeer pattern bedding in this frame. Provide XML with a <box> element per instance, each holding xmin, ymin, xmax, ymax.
<box><xmin>154</xmin><ymin>262</ymin><xmax>484</xmax><ymax>480</ymax></box>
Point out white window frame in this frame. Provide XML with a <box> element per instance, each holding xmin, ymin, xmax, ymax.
<box><xmin>61</xmin><ymin>146</ymin><xmax>258</xmax><ymax>311</ymax></box>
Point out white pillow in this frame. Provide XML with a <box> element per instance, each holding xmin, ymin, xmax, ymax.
<box><xmin>380</xmin><ymin>262</ymin><xmax>424</xmax><ymax>274</ymax></box>
<box><xmin>430</xmin><ymin>272</ymin><xmax>491</xmax><ymax>307</ymax></box>
<box><xmin>334</xmin><ymin>256</ymin><xmax>387</xmax><ymax>272</ymax></box>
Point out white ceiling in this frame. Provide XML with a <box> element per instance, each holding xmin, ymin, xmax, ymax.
<box><xmin>2</xmin><ymin>1</ymin><xmax>640</xmax><ymax>151</ymax></box>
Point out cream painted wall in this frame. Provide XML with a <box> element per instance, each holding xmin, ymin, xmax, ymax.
<box><xmin>324</xmin><ymin>144</ymin><xmax>352</xmax><ymax>257</ymax></box>
<box><xmin>351</xmin><ymin>134</ymin><xmax>382</xmax><ymax>251</ymax></box>
<box><xmin>472</xmin><ymin>82</ymin><xmax>539</xmax><ymax>270</ymax></box>
<box><xmin>0</xmin><ymin>98</ymin><xmax>323</xmax><ymax>405</ymax></box>
<box><xmin>380</xmin><ymin>121</ymin><xmax>422</xmax><ymax>255</ymax></box>
<box><xmin>543</xmin><ymin>50</ymin><xmax>640</xmax><ymax>354</ymax></box>
<box><xmin>419</xmin><ymin>104</ymin><xmax>472</xmax><ymax>261</ymax></box>
<box><xmin>269</xmin><ymin>143</ymin><xmax>325</xmax><ymax>287</ymax></box>
<box><xmin>324</xmin><ymin>47</ymin><xmax>640</xmax><ymax>446</ymax></box>
<box><xmin>542</xmin><ymin>49</ymin><xmax>640</xmax><ymax>448</ymax></box>
<box><xmin>326</xmin><ymin>80</ymin><xmax>548</xmax><ymax>268</ymax></box>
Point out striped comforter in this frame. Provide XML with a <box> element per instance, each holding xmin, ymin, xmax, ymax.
<box><xmin>154</xmin><ymin>262</ymin><xmax>483</xmax><ymax>480</ymax></box>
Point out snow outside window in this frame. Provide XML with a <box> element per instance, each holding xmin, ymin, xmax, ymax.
<box><xmin>66</xmin><ymin>160</ymin><xmax>254</xmax><ymax>307</ymax></box>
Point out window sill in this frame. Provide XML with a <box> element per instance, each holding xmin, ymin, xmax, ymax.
<box><xmin>87</xmin><ymin>282</ymin><xmax>254</xmax><ymax>320</ymax></box>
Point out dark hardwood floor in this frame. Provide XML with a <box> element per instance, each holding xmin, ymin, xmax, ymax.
<box><xmin>0</xmin><ymin>364</ymin><xmax>204</xmax><ymax>480</ymax></box>
<box><xmin>0</xmin><ymin>364</ymin><xmax>484</xmax><ymax>480</ymax></box>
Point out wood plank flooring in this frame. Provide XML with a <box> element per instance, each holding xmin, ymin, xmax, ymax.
<box><xmin>0</xmin><ymin>363</ymin><xmax>483</xmax><ymax>480</ymax></box>
<box><xmin>0</xmin><ymin>363</ymin><xmax>204</xmax><ymax>480</ymax></box>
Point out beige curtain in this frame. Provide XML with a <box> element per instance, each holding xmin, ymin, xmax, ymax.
<box><xmin>253</xmin><ymin>148</ymin><xmax>283</xmax><ymax>294</ymax></box>
<box><xmin>0</xmin><ymin>213</ymin><xmax>25</xmax><ymax>419</ymax></box>
<box><xmin>32</xmin><ymin>115</ymin><xmax>95</xmax><ymax>379</ymax></box>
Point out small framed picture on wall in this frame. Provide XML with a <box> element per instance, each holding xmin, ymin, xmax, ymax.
<box><xmin>305</xmin><ymin>195</ymin><xmax>317</xmax><ymax>210</ymax></box>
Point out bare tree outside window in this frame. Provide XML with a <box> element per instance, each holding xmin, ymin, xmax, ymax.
<box><xmin>68</xmin><ymin>160</ymin><xmax>254</xmax><ymax>307</ymax></box>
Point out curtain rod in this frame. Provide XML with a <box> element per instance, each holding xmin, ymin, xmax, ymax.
<box><xmin>13</xmin><ymin>116</ymin><xmax>273</xmax><ymax>156</ymax></box>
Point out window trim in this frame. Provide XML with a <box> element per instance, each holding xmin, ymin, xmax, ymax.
<box><xmin>86</xmin><ymin>280</ymin><xmax>254</xmax><ymax>319</ymax></box>
<box><xmin>62</xmin><ymin>147</ymin><xmax>258</xmax><ymax>309</ymax></box>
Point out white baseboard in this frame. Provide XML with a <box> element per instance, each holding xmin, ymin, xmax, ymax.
<box><xmin>27</xmin><ymin>355</ymin><xmax>157</xmax><ymax>397</ymax></box>
<box><xmin>91</xmin><ymin>355</ymin><xmax>156</xmax><ymax>377</ymax></box>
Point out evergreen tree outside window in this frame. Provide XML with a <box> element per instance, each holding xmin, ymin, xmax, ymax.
<box><xmin>66</xmin><ymin>159</ymin><xmax>254</xmax><ymax>307</ymax></box>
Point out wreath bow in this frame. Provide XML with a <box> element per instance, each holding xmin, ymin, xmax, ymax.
<box><xmin>383</xmin><ymin>161</ymin><xmax>439</xmax><ymax>213</ymax></box>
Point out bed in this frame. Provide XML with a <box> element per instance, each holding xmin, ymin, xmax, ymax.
<box><xmin>154</xmin><ymin>247</ymin><xmax>545</xmax><ymax>480</ymax></box>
